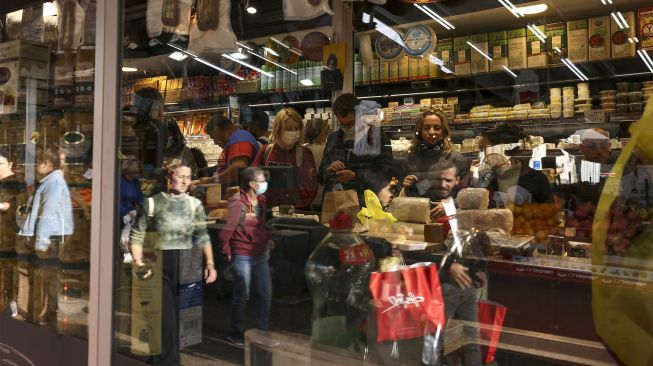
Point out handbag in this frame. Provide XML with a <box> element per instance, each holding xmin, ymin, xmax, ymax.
<box><xmin>369</xmin><ymin>261</ymin><xmax>446</xmax><ymax>342</ymax></box>
<box><xmin>477</xmin><ymin>300</ymin><xmax>507</xmax><ymax>363</ymax></box>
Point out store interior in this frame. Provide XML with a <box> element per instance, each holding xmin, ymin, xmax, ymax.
<box><xmin>1</xmin><ymin>0</ymin><xmax>653</xmax><ymax>365</ymax></box>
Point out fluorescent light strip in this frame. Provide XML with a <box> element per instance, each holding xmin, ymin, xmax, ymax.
<box><xmin>561</xmin><ymin>58</ymin><xmax>588</xmax><ymax>81</ymax></box>
<box><xmin>263</xmin><ymin>47</ymin><xmax>280</xmax><ymax>57</ymax></box>
<box><xmin>236</xmin><ymin>42</ymin><xmax>253</xmax><ymax>51</ymax></box>
<box><xmin>414</xmin><ymin>4</ymin><xmax>451</xmax><ymax>30</ymax></box>
<box><xmin>362</xmin><ymin>12</ymin><xmax>407</xmax><ymax>48</ymax></box>
<box><xmin>527</xmin><ymin>24</ymin><xmax>547</xmax><ymax>43</ymax></box>
<box><xmin>498</xmin><ymin>0</ymin><xmax>522</xmax><ymax>18</ymax></box>
<box><xmin>270</xmin><ymin>37</ymin><xmax>303</xmax><ymax>56</ymax></box>
<box><xmin>502</xmin><ymin>65</ymin><xmax>518</xmax><ymax>78</ymax></box>
<box><xmin>249</xmin><ymin>99</ymin><xmax>330</xmax><ymax>107</ymax></box>
<box><xmin>167</xmin><ymin>42</ymin><xmax>198</xmax><ymax>58</ymax></box>
<box><xmin>222</xmin><ymin>54</ymin><xmax>274</xmax><ymax>77</ymax></box>
<box><xmin>246</xmin><ymin>50</ymin><xmax>298</xmax><ymax>74</ymax></box>
<box><xmin>467</xmin><ymin>41</ymin><xmax>492</xmax><ymax>61</ymax></box>
<box><xmin>637</xmin><ymin>50</ymin><xmax>653</xmax><ymax>74</ymax></box>
<box><xmin>611</xmin><ymin>12</ymin><xmax>627</xmax><ymax>29</ymax></box>
<box><xmin>565</xmin><ymin>59</ymin><xmax>589</xmax><ymax>81</ymax></box>
<box><xmin>440</xmin><ymin>66</ymin><xmax>454</xmax><ymax>74</ymax></box>
<box><xmin>616</xmin><ymin>11</ymin><xmax>629</xmax><ymax>29</ymax></box>
<box><xmin>418</xmin><ymin>4</ymin><xmax>455</xmax><ymax>30</ymax></box>
<box><xmin>195</xmin><ymin>58</ymin><xmax>244</xmax><ymax>80</ymax></box>
<box><xmin>554</xmin><ymin>47</ymin><xmax>562</xmax><ymax>53</ymax></box>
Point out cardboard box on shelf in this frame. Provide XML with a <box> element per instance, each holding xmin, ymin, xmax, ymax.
<box><xmin>436</xmin><ymin>38</ymin><xmax>454</xmax><ymax>74</ymax></box>
<box><xmin>470</xmin><ymin>33</ymin><xmax>489</xmax><ymax>74</ymax></box>
<box><xmin>508</xmin><ymin>28</ymin><xmax>527</xmax><ymax>69</ymax></box>
<box><xmin>588</xmin><ymin>16</ymin><xmax>611</xmax><ymax>61</ymax></box>
<box><xmin>638</xmin><ymin>8</ymin><xmax>653</xmax><ymax>51</ymax></box>
<box><xmin>454</xmin><ymin>36</ymin><xmax>471</xmax><ymax>75</ymax></box>
<box><xmin>546</xmin><ymin>22</ymin><xmax>567</xmax><ymax>64</ymax></box>
<box><xmin>489</xmin><ymin>31</ymin><xmax>508</xmax><ymax>72</ymax></box>
<box><xmin>611</xmin><ymin>11</ymin><xmax>636</xmax><ymax>58</ymax></box>
<box><xmin>527</xmin><ymin>25</ymin><xmax>549</xmax><ymax>68</ymax></box>
<box><xmin>567</xmin><ymin>19</ymin><xmax>589</xmax><ymax>63</ymax></box>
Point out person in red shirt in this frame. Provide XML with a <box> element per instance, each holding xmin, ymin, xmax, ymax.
<box><xmin>253</xmin><ymin>108</ymin><xmax>317</xmax><ymax>209</ymax></box>
<box><xmin>201</xmin><ymin>113</ymin><xmax>260</xmax><ymax>189</ymax></box>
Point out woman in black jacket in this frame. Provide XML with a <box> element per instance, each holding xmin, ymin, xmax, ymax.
<box><xmin>402</xmin><ymin>109</ymin><xmax>469</xmax><ymax>218</ymax></box>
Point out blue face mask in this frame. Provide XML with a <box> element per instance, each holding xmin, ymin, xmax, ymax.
<box><xmin>255</xmin><ymin>181</ymin><xmax>268</xmax><ymax>195</ymax></box>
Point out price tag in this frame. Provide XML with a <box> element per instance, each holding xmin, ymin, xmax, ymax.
<box><xmin>584</xmin><ymin>110</ymin><xmax>605</xmax><ymax>124</ymax></box>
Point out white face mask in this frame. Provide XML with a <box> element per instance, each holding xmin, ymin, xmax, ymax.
<box><xmin>281</xmin><ymin>130</ymin><xmax>300</xmax><ymax>146</ymax></box>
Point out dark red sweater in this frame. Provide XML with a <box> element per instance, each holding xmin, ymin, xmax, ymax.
<box><xmin>220</xmin><ymin>190</ymin><xmax>270</xmax><ymax>257</ymax></box>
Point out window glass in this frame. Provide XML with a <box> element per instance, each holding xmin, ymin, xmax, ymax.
<box><xmin>0</xmin><ymin>1</ymin><xmax>96</xmax><ymax>364</ymax></box>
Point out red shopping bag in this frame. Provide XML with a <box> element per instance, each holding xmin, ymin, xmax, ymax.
<box><xmin>369</xmin><ymin>262</ymin><xmax>446</xmax><ymax>342</ymax></box>
<box><xmin>477</xmin><ymin>300</ymin><xmax>507</xmax><ymax>363</ymax></box>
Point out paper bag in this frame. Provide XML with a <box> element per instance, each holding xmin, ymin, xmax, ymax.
<box><xmin>321</xmin><ymin>190</ymin><xmax>359</xmax><ymax>224</ymax></box>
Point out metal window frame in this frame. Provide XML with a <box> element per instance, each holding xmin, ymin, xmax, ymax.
<box><xmin>88</xmin><ymin>0</ymin><xmax>121</xmax><ymax>364</ymax></box>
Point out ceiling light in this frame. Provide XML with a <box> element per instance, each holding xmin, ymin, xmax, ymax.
<box><xmin>246</xmin><ymin>50</ymin><xmax>298</xmax><ymax>74</ymax></box>
<box><xmin>467</xmin><ymin>41</ymin><xmax>492</xmax><ymax>61</ymax></box>
<box><xmin>362</xmin><ymin>12</ymin><xmax>406</xmax><ymax>49</ymax></box>
<box><xmin>236</xmin><ymin>42</ymin><xmax>253</xmax><ymax>51</ymax></box>
<box><xmin>527</xmin><ymin>24</ymin><xmax>547</xmax><ymax>43</ymax></box>
<box><xmin>168</xmin><ymin>51</ymin><xmax>188</xmax><ymax>61</ymax></box>
<box><xmin>222</xmin><ymin>53</ymin><xmax>274</xmax><ymax>77</ymax></box>
<box><xmin>515</xmin><ymin>4</ymin><xmax>547</xmax><ymax>15</ymax></box>
<box><xmin>600</xmin><ymin>0</ymin><xmax>613</xmax><ymax>4</ymax></box>
<box><xmin>299</xmin><ymin>79</ymin><xmax>314</xmax><ymax>86</ymax></box>
<box><xmin>498</xmin><ymin>0</ymin><xmax>523</xmax><ymax>18</ymax></box>
<box><xmin>42</xmin><ymin>2</ymin><xmax>57</xmax><ymax>17</ymax></box>
<box><xmin>637</xmin><ymin>50</ymin><xmax>653</xmax><ymax>74</ymax></box>
<box><xmin>502</xmin><ymin>65</ymin><xmax>517</xmax><ymax>78</ymax></box>
<box><xmin>121</xmin><ymin>67</ymin><xmax>138</xmax><ymax>72</ymax></box>
<box><xmin>245</xmin><ymin>0</ymin><xmax>257</xmax><ymax>14</ymax></box>
<box><xmin>414</xmin><ymin>4</ymin><xmax>454</xmax><ymax>30</ymax></box>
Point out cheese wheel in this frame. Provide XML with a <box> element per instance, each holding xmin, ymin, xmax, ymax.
<box><xmin>456</xmin><ymin>188</ymin><xmax>490</xmax><ymax>210</ymax></box>
<box><xmin>456</xmin><ymin>209</ymin><xmax>513</xmax><ymax>234</ymax></box>
<box><xmin>387</xmin><ymin>197</ymin><xmax>431</xmax><ymax>224</ymax></box>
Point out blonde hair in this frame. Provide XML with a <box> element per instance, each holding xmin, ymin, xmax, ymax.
<box><xmin>408</xmin><ymin>109</ymin><xmax>453</xmax><ymax>155</ymax></box>
<box><xmin>270</xmin><ymin>108</ymin><xmax>303</xmax><ymax>144</ymax></box>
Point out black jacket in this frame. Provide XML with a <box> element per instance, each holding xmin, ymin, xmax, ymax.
<box><xmin>403</xmin><ymin>148</ymin><xmax>470</xmax><ymax>200</ymax></box>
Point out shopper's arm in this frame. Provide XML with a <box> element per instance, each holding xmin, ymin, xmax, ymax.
<box><xmin>202</xmin><ymin>243</ymin><xmax>217</xmax><ymax>283</ymax></box>
<box><xmin>215</xmin><ymin>157</ymin><xmax>249</xmax><ymax>185</ymax></box>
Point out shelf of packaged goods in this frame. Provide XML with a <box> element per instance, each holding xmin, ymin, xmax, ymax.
<box><xmin>163</xmin><ymin>105</ymin><xmax>229</xmax><ymax>116</ymax></box>
<box><xmin>355</xmin><ymin>57</ymin><xmax>653</xmax><ymax>100</ymax></box>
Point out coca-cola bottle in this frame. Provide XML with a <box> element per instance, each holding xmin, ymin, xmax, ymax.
<box><xmin>305</xmin><ymin>212</ymin><xmax>375</xmax><ymax>358</ymax></box>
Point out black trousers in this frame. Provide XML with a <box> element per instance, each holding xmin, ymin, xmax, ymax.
<box><xmin>149</xmin><ymin>249</ymin><xmax>181</xmax><ymax>366</ymax></box>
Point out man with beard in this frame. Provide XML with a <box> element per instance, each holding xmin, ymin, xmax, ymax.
<box><xmin>403</xmin><ymin>159</ymin><xmax>460</xmax><ymax>221</ymax></box>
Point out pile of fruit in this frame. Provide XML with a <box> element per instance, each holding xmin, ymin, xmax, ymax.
<box><xmin>77</xmin><ymin>188</ymin><xmax>92</xmax><ymax>204</ymax></box>
<box><xmin>565</xmin><ymin>201</ymin><xmax>596</xmax><ymax>242</ymax></box>
<box><xmin>604</xmin><ymin>202</ymin><xmax>645</xmax><ymax>256</ymax></box>
<box><xmin>507</xmin><ymin>203</ymin><xmax>562</xmax><ymax>242</ymax></box>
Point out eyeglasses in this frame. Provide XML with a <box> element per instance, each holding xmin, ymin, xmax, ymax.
<box><xmin>253</xmin><ymin>179</ymin><xmax>266</xmax><ymax>183</ymax></box>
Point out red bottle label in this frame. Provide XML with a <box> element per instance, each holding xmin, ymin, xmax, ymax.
<box><xmin>339</xmin><ymin>243</ymin><xmax>374</xmax><ymax>266</ymax></box>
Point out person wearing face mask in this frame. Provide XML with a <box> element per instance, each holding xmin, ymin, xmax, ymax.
<box><xmin>219</xmin><ymin>167</ymin><xmax>273</xmax><ymax>347</ymax></box>
<box><xmin>402</xmin><ymin>109</ymin><xmax>469</xmax><ymax>219</ymax></box>
<box><xmin>319</xmin><ymin>94</ymin><xmax>394</xmax><ymax>202</ymax></box>
<box><xmin>129</xmin><ymin>158</ymin><xmax>217</xmax><ymax>365</ymax></box>
<box><xmin>0</xmin><ymin>148</ymin><xmax>25</xmax><ymax>253</ymax></box>
<box><xmin>252</xmin><ymin>108</ymin><xmax>317</xmax><ymax>209</ymax></box>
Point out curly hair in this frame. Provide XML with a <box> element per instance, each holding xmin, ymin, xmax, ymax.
<box><xmin>332</xmin><ymin>93</ymin><xmax>359</xmax><ymax>118</ymax></box>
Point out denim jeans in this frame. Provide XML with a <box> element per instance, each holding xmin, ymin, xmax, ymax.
<box><xmin>229</xmin><ymin>254</ymin><xmax>272</xmax><ymax>339</ymax></box>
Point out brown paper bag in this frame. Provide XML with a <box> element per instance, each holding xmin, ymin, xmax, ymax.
<box><xmin>321</xmin><ymin>190</ymin><xmax>359</xmax><ymax>224</ymax></box>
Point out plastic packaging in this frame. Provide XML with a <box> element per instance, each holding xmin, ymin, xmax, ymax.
<box><xmin>305</xmin><ymin>213</ymin><xmax>375</xmax><ymax>357</ymax></box>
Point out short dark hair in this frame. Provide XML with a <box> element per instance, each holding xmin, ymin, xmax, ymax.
<box><xmin>305</xmin><ymin>118</ymin><xmax>327</xmax><ymax>143</ymax></box>
<box><xmin>205</xmin><ymin>113</ymin><xmax>232</xmax><ymax>134</ymax></box>
<box><xmin>332</xmin><ymin>93</ymin><xmax>359</xmax><ymax>118</ymax></box>
<box><xmin>249</xmin><ymin>110</ymin><xmax>270</xmax><ymax>131</ymax></box>
<box><xmin>432</xmin><ymin>159</ymin><xmax>459</xmax><ymax>177</ymax></box>
<box><xmin>38</xmin><ymin>148</ymin><xmax>61</xmax><ymax>168</ymax></box>
<box><xmin>134</xmin><ymin>87</ymin><xmax>163</xmax><ymax>121</ymax></box>
<box><xmin>189</xmin><ymin>148</ymin><xmax>208</xmax><ymax>170</ymax></box>
<box><xmin>239</xmin><ymin>167</ymin><xmax>264</xmax><ymax>190</ymax></box>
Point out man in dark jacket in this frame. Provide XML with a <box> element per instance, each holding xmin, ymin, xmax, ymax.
<box><xmin>318</xmin><ymin>94</ymin><xmax>394</xmax><ymax>202</ymax></box>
